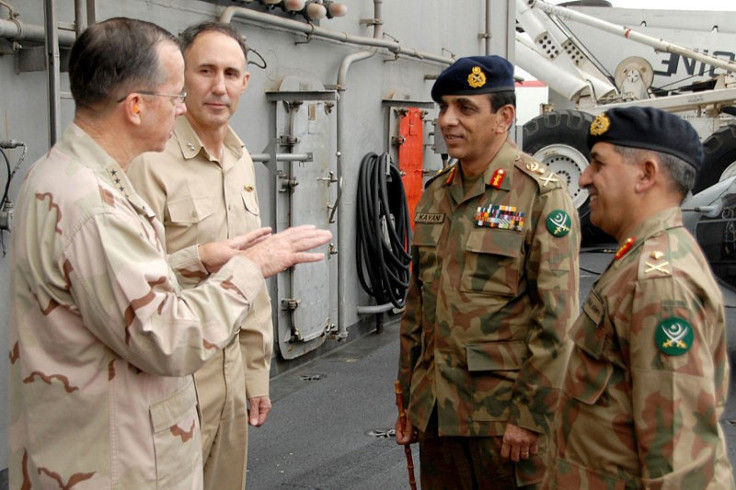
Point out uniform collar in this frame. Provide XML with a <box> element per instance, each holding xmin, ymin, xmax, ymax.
<box><xmin>173</xmin><ymin>116</ymin><xmax>244</xmax><ymax>165</ymax></box>
<box><xmin>62</xmin><ymin>124</ymin><xmax>157</xmax><ymax>220</ymax></box>
<box><xmin>448</xmin><ymin>138</ymin><xmax>516</xmax><ymax>205</ymax></box>
<box><xmin>614</xmin><ymin>207</ymin><xmax>683</xmax><ymax>261</ymax></box>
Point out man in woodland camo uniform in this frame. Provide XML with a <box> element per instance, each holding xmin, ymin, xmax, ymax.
<box><xmin>544</xmin><ymin>106</ymin><xmax>735</xmax><ymax>489</ymax></box>
<box><xmin>394</xmin><ymin>55</ymin><xmax>580</xmax><ymax>489</ymax></box>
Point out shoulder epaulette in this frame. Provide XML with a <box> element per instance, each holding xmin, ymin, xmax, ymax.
<box><xmin>638</xmin><ymin>232</ymin><xmax>672</xmax><ymax>280</ymax></box>
<box><xmin>516</xmin><ymin>154</ymin><xmax>563</xmax><ymax>193</ymax></box>
<box><xmin>424</xmin><ymin>164</ymin><xmax>456</xmax><ymax>189</ymax></box>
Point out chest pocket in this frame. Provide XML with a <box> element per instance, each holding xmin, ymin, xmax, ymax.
<box><xmin>564</xmin><ymin>290</ymin><xmax>614</xmax><ymax>405</ymax></box>
<box><xmin>413</xmin><ymin>222</ymin><xmax>443</xmax><ymax>284</ymax></box>
<box><xmin>166</xmin><ymin>194</ymin><xmax>214</xmax><ymax>226</ymax></box>
<box><xmin>461</xmin><ymin>227</ymin><xmax>522</xmax><ymax>297</ymax></box>
<box><xmin>241</xmin><ymin>188</ymin><xmax>260</xmax><ymax>217</ymax></box>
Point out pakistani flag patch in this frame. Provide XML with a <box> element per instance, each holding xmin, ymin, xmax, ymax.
<box><xmin>545</xmin><ymin>210</ymin><xmax>571</xmax><ymax>237</ymax></box>
<box><xmin>655</xmin><ymin>317</ymin><xmax>694</xmax><ymax>356</ymax></box>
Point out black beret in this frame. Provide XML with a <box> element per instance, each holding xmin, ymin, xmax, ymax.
<box><xmin>587</xmin><ymin>106</ymin><xmax>703</xmax><ymax>171</ymax></box>
<box><xmin>431</xmin><ymin>55</ymin><xmax>515</xmax><ymax>103</ymax></box>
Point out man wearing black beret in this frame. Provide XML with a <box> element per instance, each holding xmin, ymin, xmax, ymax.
<box><xmin>395</xmin><ymin>55</ymin><xmax>580</xmax><ymax>488</ymax></box>
<box><xmin>544</xmin><ymin>106</ymin><xmax>734</xmax><ymax>488</ymax></box>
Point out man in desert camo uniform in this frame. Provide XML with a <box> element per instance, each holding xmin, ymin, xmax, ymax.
<box><xmin>9</xmin><ymin>17</ymin><xmax>330</xmax><ymax>489</ymax></box>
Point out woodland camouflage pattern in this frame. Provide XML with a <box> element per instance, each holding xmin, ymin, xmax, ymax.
<box><xmin>398</xmin><ymin>138</ymin><xmax>580</xmax><ymax>486</ymax></box>
<box><xmin>545</xmin><ymin>208</ymin><xmax>735</xmax><ymax>489</ymax></box>
<box><xmin>10</xmin><ymin>124</ymin><xmax>264</xmax><ymax>489</ymax></box>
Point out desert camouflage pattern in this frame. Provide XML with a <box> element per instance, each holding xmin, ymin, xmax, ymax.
<box><xmin>10</xmin><ymin>124</ymin><xmax>264</xmax><ymax>489</ymax></box>
<box><xmin>545</xmin><ymin>208</ymin><xmax>735</xmax><ymax>489</ymax></box>
<box><xmin>398</xmin><ymin>138</ymin><xmax>580</xmax><ymax>485</ymax></box>
<box><xmin>130</xmin><ymin>116</ymin><xmax>274</xmax><ymax>489</ymax></box>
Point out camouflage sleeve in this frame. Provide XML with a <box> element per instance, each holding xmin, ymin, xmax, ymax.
<box><xmin>397</xmin><ymin>247</ymin><xmax>423</xmax><ymax>398</ymax></box>
<box><xmin>67</xmin><ymin>209</ymin><xmax>264</xmax><ymax>377</ymax></box>
<box><xmin>509</xmin><ymin>186</ymin><xmax>579</xmax><ymax>435</ymax></box>
<box><xmin>629</xmin><ymin>275</ymin><xmax>726</xmax><ymax>485</ymax></box>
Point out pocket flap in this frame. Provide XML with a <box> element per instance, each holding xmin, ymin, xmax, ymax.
<box><xmin>466</xmin><ymin>340</ymin><xmax>527</xmax><ymax>372</ymax></box>
<box><xmin>564</xmin><ymin>350</ymin><xmax>614</xmax><ymax>405</ymax></box>
<box><xmin>241</xmin><ymin>189</ymin><xmax>260</xmax><ymax>215</ymax></box>
<box><xmin>465</xmin><ymin>227</ymin><xmax>522</xmax><ymax>258</ymax></box>
<box><xmin>575</xmin><ymin>290</ymin><xmax>608</xmax><ymax>359</ymax></box>
<box><xmin>167</xmin><ymin>195</ymin><xmax>214</xmax><ymax>224</ymax></box>
<box><xmin>150</xmin><ymin>380</ymin><xmax>197</xmax><ymax>432</ymax></box>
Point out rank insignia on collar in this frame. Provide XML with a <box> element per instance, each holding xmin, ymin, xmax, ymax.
<box><xmin>615</xmin><ymin>237</ymin><xmax>635</xmax><ymax>260</ymax></box>
<box><xmin>655</xmin><ymin>317</ymin><xmax>693</xmax><ymax>356</ymax></box>
<box><xmin>445</xmin><ymin>166</ymin><xmax>457</xmax><ymax>186</ymax></box>
<box><xmin>545</xmin><ymin>210</ymin><xmax>571</xmax><ymax>237</ymax></box>
<box><xmin>474</xmin><ymin>205</ymin><xmax>525</xmax><ymax>231</ymax></box>
<box><xmin>490</xmin><ymin>168</ymin><xmax>506</xmax><ymax>189</ymax></box>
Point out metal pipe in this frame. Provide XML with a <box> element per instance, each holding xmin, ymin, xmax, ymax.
<box><xmin>532</xmin><ymin>0</ymin><xmax>736</xmax><ymax>74</ymax></box>
<box><xmin>0</xmin><ymin>17</ymin><xmax>75</xmax><ymax>45</ymax></box>
<box><xmin>74</xmin><ymin>0</ymin><xmax>84</xmax><ymax>35</ymax></box>
<box><xmin>484</xmin><ymin>0</ymin><xmax>491</xmax><ymax>55</ymax></box>
<box><xmin>86</xmin><ymin>0</ymin><xmax>96</xmax><ymax>26</ymax></box>
<box><xmin>44</xmin><ymin>0</ymin><xmax>60</xmax><ymax>146</ymax></box>
<box><xmin>250</xmin><ymin>152</ymin><xmax>312</xmax><ymax>162</ymax></box>
<box><xmin>334</xmin><ymin>0</ymin><xmax>383</xmax><ymax>340</ymax></box>
<box><xmin>219</xmin><ymin>5</ymin><xmax>453</xmax><ymax>65</ymax></box>
<box><xmin>356</xmin><ymin>304</ymin><xmax>395</xmax><ymax>315</ymax></box>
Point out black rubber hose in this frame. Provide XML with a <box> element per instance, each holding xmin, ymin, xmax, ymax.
<box><xmin>355</xmin><ymin>152</ymin><xmax>412</xmax><ymax>309</ymax></box>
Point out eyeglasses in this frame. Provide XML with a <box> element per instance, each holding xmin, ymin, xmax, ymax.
<box><xmin>116</xmin><ymin>90</ymin><xmax>187</xmax><ymax>105</ymax></box>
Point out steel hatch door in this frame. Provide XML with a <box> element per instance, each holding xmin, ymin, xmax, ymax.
<box><xmin>270</xmin><ymin>76</ymin><xmax>337</xmax><ymax>360</ymax></box>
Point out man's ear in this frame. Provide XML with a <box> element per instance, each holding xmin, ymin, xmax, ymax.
<box><xmin>122</xmin><ymin>94</ymin><xmax>143</xmax><ymax>124</ymax></box>
<box><xmin>495</xmin><ymin>104</ymin><xmax>515</xmax><ymax>134</ymax></box>
<box><xmin>635</xmin><ymin>157</ymin><xmax>658</xmax><ymax>192</ymax></box>
<box><xmin>241</xmin><ymin>71</ymin><xmax>251</xmax><ymax>95</ymax></box>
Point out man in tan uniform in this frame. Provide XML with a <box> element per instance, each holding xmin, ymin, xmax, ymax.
<box><xmin>544</xmin><ymin>107</ymin><xmax>734</xmax><ymax>488</ymax></box>
<box><xmin>129</xmin><ymin>21</ymin><xmax>271</xmax><ymax>489</ymax></box>
<box><xmin>9</xmin><ymin>18</ymin><xmax>330</xmax><ymax>489</ymax></box>
<box><xmin>394</xmin><ymin>55</ymin><xmax>579</xmax><ymax>488</ymax></box>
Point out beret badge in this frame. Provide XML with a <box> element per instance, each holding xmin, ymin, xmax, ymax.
<box><xmin>467</xmin><ymin>66</ymin><xmax>487</xmax><ymax>89</ymax></box>
<box><xmin>590</xmin><ymin>113</ymin><xmax>611</xmax><ymax>136</ymax></box>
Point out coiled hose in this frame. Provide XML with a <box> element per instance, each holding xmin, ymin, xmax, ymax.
<box><xmin>356</xmin><ymin>152</ymin><xmax>412</xmax><ymax>309</ymax></box>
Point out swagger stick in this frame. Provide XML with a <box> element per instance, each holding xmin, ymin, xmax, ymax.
<box><xmin>394</xmin><ymin>380</ymin><xmax>417</xmax><ymax>490</ymax></box>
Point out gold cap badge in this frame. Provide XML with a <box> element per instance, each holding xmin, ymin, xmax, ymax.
<box><xmin>467</xmin><ymin>66</ymin><xmax>487</xmax><ymax>89</ymax></box>
<box><xmin>590</xmin><ymin>113</ymin><xmax>611</xmax><ymax>136</ymax></box>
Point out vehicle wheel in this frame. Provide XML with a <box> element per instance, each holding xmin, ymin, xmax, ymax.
<box><xmin>696</xmin><ymin>122</ymin><xmax>736</xmax><ymax>193</ymax></box>
<box><xmin>522</xmin><ymin>110</ymin><xmax>608</xmax><ymax>242</ymax></box>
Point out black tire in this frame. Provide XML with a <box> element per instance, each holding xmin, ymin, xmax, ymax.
<box><xmin>522</xmin><ymin>110</ymin><xmax>609</xmax><ymax>243</ymax></box>
<box><xmin>695</xmin><ymin>122</ymin><xmax>736</xmax><ymax>193</ymax></box>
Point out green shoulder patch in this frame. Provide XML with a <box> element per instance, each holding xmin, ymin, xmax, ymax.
<box><xmin>655</xmin><ymin>317</ymin><xmax>694</xmax><ymax>356</ymax></box>
<box><xmin>545</xmin><ymin>209</ymin><xmax>571</xmax><ymax>237</ymax></box>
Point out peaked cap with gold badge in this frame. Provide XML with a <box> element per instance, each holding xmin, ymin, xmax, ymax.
<box><xmin>587</xmin><ymin>106</ymin><xmax>703</xmax><ymax>171</ymax></box>
<box><xmin>431</xmin><ymin>55</ymin><xmax>516</xmax><ymax>103</ymax></box>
